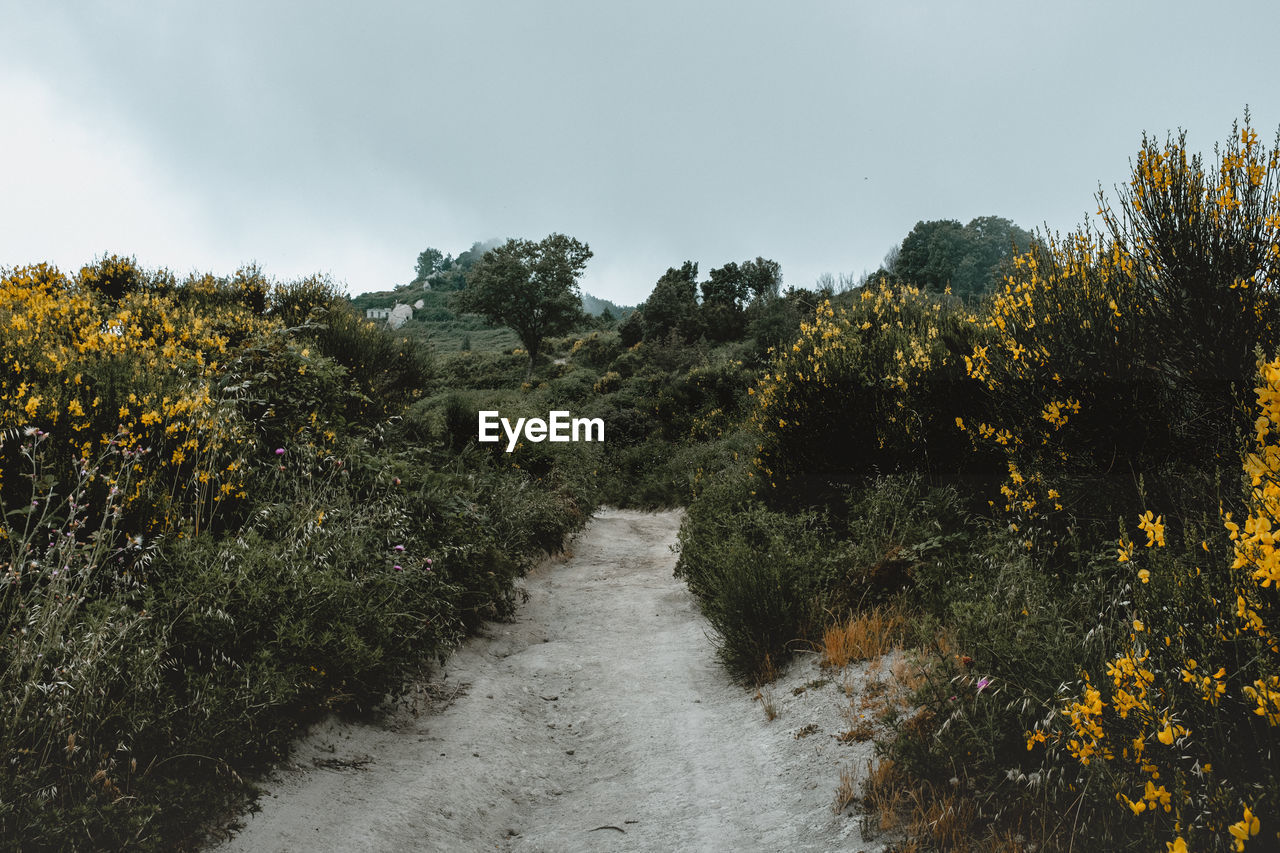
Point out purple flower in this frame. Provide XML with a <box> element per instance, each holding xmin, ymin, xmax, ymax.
<box><xmin>976</xmin><ymin>677</ymin><xmax>992</xmax><ymax>693</ymax></box>
<box><xmin>393</xmin><ymin>564</ymin><xmax>403</xmax><ymax>571</ymax></box>
<box><xmin>275</xmin><ymin>448</ymin><xmax>285</xmax><ymax>456</ymax></box>
<box><xmin>394</xmin><ymin>544</ymin><xmax>405</xmax><ymax>552</ymax></box>
<box><xmin>426</xmin><ymin>558</ymin><xmax>433</xmax><ymax>565</ymax></box>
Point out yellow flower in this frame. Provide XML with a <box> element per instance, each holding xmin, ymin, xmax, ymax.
<box><xmin>1122</xmin><ymin>795</ymin><xmax>1146</xmax><ymax>815</ymax></box>
<box><xmin>1228</xmin><ymin>805</ymin><xmax>1260</xmax><ymax>851</ymax></box>
<box><xmin>1138</xmin><ymin>511</ymin><xmax>1165</xmax><ymax>547</ymax></box>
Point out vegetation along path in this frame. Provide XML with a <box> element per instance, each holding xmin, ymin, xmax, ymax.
<box><xmin>210</xmin><ymin>509</ymin><xmax>882</xmax><ymax>852</ymax></box>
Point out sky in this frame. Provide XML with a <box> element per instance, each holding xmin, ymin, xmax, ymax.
<box><xmin>1</xmin><ymin>1</ymin><xmax>1277</xmax><ymax>305</ymax></box>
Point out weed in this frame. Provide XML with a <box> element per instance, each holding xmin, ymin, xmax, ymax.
<box><xmin>834</xmin><ymin>763</ymin><xmax>858</xmax><ymax>813</ymax></box>
<box><xmin>820</xmin><ymin>604</ymin><xmax>911</xmax><ymax>668</ymax></box>
<box><xmin>755</xmin><ymin>686</ymin><xmax>778</xmax><ymax>721</ymax></box>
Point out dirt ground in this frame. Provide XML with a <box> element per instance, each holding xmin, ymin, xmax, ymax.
<box><xmin>207</xmin><ymin>508</ymin><xmax>890</xmax><ymax>852</ymax></box>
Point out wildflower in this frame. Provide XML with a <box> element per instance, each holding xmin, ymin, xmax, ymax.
<box><xmin>394</xmin><ymin>564</ymin><xmax>403</xmax><ymax>572</ymax></box>
<box><xmin>394</xmin><ymin>544</ymin><xmax>405</xmax><ymax>552</ymax></box>
<box><xmin>1122</xmin><ymin>794</ymin><xmax>1147</xmax><ymax>815</ymax></box>
<box><xmin>1138</xmin><ymin>511</ymin><xmax>1165</xmax><ymax>547</ymax></box>
<box><xmin>976</xmin><ymin>676</ymin><xmax>992</xmax><ymax>693</ymax></box>
<box><xmin>1229</xmin><ymin>805</ymin><xmax>1260</xmax><ymax>851</ymax></box>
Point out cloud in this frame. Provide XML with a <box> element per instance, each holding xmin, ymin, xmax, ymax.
<box><xmin>2</xmin><ymin>1</ymin><xmax>1278</xmax><ymax>302</ymax></box>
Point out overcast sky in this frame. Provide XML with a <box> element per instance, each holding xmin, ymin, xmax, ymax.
<box><xmin>1</xmin><ymin>1</ymin><xmax>1277</xmax><ymax>304</ymax></box>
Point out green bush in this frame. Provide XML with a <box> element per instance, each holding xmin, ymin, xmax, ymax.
<box><xmin>0</xmin><ymin>257</ymin><xmax>594</xmax><ymax>851</ymax></box>
<box><xmin>748</xmin><ymin>285</ymin><xmax>997</xmax><ymax>510</ymax></box>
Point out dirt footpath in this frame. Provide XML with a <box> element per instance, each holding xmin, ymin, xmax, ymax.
<box><xmin>209</xmin><ymin>509</ymin><xmax>886</xmax><ymax>852</ymax></box>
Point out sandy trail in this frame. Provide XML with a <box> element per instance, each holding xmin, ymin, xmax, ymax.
<box><xmin>209</xmin><ymin>509</ymin><xmax>884</xmax><ymax>852</ymax></box>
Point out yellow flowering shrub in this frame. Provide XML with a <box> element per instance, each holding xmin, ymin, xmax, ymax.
<box><xmin>964</xmin><ymin>118</ymin><xmax>1280</xmax><ymax>561</ymax></box>
<box><xmin>0</xmin><ymin>259</ymin><xmax>276</xmax><ymax>534</ymax></box>
<box><xmin>748</xmin><ymin>282</ymin><xmax>991</xmax><ymax>500</ymax></box>
<box><xmin>1034</xmin><ymin>357</ymin><xmax>1280</xmax><ymax>849</ymax></box>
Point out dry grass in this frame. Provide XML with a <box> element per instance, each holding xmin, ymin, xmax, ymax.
<box><xmin>861</xmin><ymin>758</ymin><xmax>906</xmax><ymax>832</ymax></box>
<box><xmin>754</xmin><ymin>686</ymin><xmax>778</xmax><ymax>721</ymax></box>
<box><xmin>835</xmin><ymin>719</ymin><xmax>876</xmax><ymax>743</ymax></box>
<box><xmin>820</xmin><ymin>604</ymin><xmax>912</xmax><ymax>668</ymax></box>
<box><xmin>834</xmin><ymin>763</ymin><xmax>858</xmax><ymax>813</ymax></box>
<box><xmin>856</xmin><ymin>758</ymin><xmax>1034</xmax><ymax>852</ymax></box>
<box><xmin>757</xmin><ymin>652</ymin><xmax>779</xmax><ymax>685</ymax></box>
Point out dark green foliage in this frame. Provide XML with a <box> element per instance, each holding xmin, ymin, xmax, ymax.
<box><xmin>415</xmin><ymin>246</ymin><xmax>446</xmax><ymax>282</ymax></box>
<box><xmin>0</xmin><ymin>261</ymin><xmax>594</xmax><ymax>851</ymax></box>
<box><xmin>637</xmin><ymin>256</ymin><xmax>786</xmax><ymax>351</ymax></box>
<box><xmin>740</xmin><ymin>256</ymin><xmax>782</xmax><ymax>302</ymax></box>
<box><xmin>437</xmin><ymin>349</ymin><xmax>529</xmax><ymax>389</ymax></box>
<box><xmin>269</xmin><ymin>274</ymin><xmax>345</xmax><ymax>327</ymax></box>
<box><xmin>407</xmin><ymin>240</ymin><xmax>500</xmax><ymax>291</ymax></box>
<box><xmin>641</xmin><ymin>261</ymin><xmax>701</xmax><ymax>342</ymax></box>
<box><xmin>618</xmin><ymin>309</ymin><xmax>644</xmax><ymax>347</ymax></box>
<box><xmin>569</xmin><ymin>331</ymin><xmax>622</xmax><ymax>370</ymax></box>
<box><xmin>304</xmin><ymin>303</ymin><xmax>432</xmax><ymax>420</ymax></box>
<box><xmin>676</xmin><ymin>472</ymin><xmax>823</xmax><ymax>682</ymax></box>
<box><xmin>76</xmin><ymin>253</ymin><xmax>150</xmax><ymax>303</ymax></box>
<box><xmin>456</xmin><ymin>234</ymin><xmax>592</xmax><ymax>366</ymax></box>
<box><xmin>743</xmin><ymin>287</ymin><xmax>804</xmax><ymax>358</ymax></box>
<box><xmin>891</xmin><ymin>216</ymin><xmax>1035</xmax><ymax>297</ymax></box>
<box><xmin>1101</xmin><ymin>125</ymin><xmax>1280</xmax><ymax>489</ymax></box>
<box><xmin>701</xmin><ymin>261</ymin><xmax>748</xmax><ymax>342</ymax></box>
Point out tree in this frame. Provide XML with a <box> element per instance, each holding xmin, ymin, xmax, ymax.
<box><xmin>618</xmin><ymin>309</ymin><xmax>644</xmax><ymax>347</ymax></box>
<box><xmin>892</xmin><ymin>216</ymin><xmax>1035</xmax><ymax>297</ymax></box>
<box><xmin>641</xmin><ymin>261</ymin><xmax>701</xmax><ymax>342</ymax></box>
<box><xmin>701</xmin><ymin>262</ymin><xmax>747</xmax><ymax>342</ymax></box>
<box><xmin>457</xmin><ymin>233</ymin><xmax>592</xmax><ymax>369</ymax></box>
<box><xmin>414</xmin><ymin>247</ymin><xmax>446</xmax><ymax>282</ymax></box>
<box><xmin>895</xmin><ymin>219</ymin><xmax>967</xmax><ymax>292</ymax></box>
<box><xmin>741</xmin><ymin>257</ymin><xmax>782</xmax><ymax>302</ymax></box>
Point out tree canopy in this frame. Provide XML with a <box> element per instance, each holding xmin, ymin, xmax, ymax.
<box><xmin>412</xmin><ymin>240</ymin><xmax>502</xmax><ymax>291</ymax></box>
<box><xmin>890</xmin><ymin>216</ymin><xmax>1036</xmax><ymax>297</ymax></box>
<box><xmin>456</xmin><ymin>233</ymin><xmax>592</xmax><ymax>367</ymax></box>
